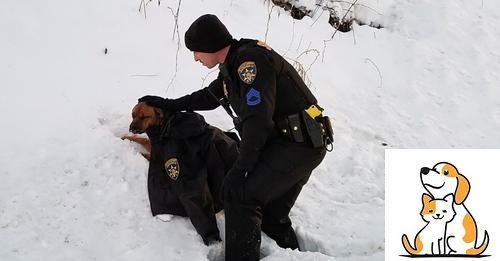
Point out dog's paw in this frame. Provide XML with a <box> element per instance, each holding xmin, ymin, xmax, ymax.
<box><xmin>121</xmin><ymin>133</ymin><xmax>135</xmax><ymax>140</ymax></box>
<box><xmin>155</xmin><ymin>214</ymin><xmax>174</xmax><ymax>222</ymax></box>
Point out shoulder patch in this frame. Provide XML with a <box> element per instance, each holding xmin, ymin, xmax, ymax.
<box><xmin>246</xmin><ymin>87</ymin><xmax>261</xmax><ymax>106</ymax></box>
<box><xmin>164</xmin><ymin>158</ymin><xmax>180</xmax><ymax>180</ymax></box>
<box><xmin>237</xmin><ymin>61</ymin><xmax>257</xmax><ymax>84</ymax></box>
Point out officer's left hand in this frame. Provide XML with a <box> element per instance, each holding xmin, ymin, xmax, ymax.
<box><xmin>221</xmin><ymin>167</ymin><xmax>247</xmax><ymax>202</ymax></box>
<box><xmin>138</xmin><ymin>95</ymin><xmax>175</xmax><ymax>111</ymax></box>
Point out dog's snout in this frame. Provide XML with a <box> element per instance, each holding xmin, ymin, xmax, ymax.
<box><xmin>421</xmin><ymin>167</ymin><xmax>431</xmax><ymax>175</ymax></box>
<box><xmin>129</xmin><ymin>122</ymin><xmax>141</xmax><ymax>134</ymax></box>
<box><xmin>436</xmin><ymin>213</ymin><xmax>440</xmax><ymax>217</ymax></box>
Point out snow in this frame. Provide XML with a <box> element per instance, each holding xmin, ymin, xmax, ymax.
<box><xmin>1</xmin><ymin>0</ymin><xmax>499</xmax><ymax>260</ymax></box>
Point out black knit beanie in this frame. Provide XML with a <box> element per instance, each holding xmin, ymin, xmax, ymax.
<box><xmin>185</xmin><ymin>14</ymin><xmax>233</xmax><ymax>53</ymax></box>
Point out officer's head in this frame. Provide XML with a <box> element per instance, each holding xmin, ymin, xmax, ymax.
<box><xmin>185</xmin><ymin>14</ymin><xmax>233</xmax><ymax>69</ymax></box>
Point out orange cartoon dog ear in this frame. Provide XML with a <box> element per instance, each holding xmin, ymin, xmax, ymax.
<box><xmin>455</xmin><ymin>174</ymin><xmax>470</xmax><ymax>204</ymax></box>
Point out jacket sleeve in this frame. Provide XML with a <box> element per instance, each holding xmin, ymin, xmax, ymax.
<box><xmin>171</xmin><ymin>75</ymin><xmax>224</xmax><ymax>111</ymax></box>
<box><xmin>232</xmin><ymin>49</ymin><xmax>276</xmax><ymax>171</ymax></box>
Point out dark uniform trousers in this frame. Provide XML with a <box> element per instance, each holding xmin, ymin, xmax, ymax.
<box><xmin>224</xmin><ymin>138</ymin><xmax>326</xmax><ymax>260</ymax></box>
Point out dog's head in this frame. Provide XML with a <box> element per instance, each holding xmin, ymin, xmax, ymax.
<box><xmin>129</xmin><ymin>102</ymin><xmax>163</xmax><ymax>134</ymax></box>
<box><xmin>420</xmin><ymin>162</ymin><xmax>470</xmax><ymax>205</ymax></box>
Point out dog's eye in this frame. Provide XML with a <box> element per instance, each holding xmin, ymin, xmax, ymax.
<box><xmin>429</xmin><ymin>210</ymin><xmax>433</xmax><ymax>213</ymax></box>
<box><xmin>443</xmin><ymin>210</ymin><xmax>447</xmax><ymax>213</ymax></box>
<box><xmin>444</xmin><ymin>170</ymin><xmax>449</xmax><ymax>175</ymax></box>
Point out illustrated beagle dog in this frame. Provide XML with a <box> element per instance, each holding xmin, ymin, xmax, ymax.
<box><xmin>420</xmin><ymin>162</ymin><xmax>489</xmax><ymax>255</ymax></box>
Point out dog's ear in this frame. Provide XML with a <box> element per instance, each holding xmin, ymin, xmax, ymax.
<box><xmin>454</xmin><ymin>174</ymin><xmax>470</xmax><ymax>204</ymax></box>
<box><xmin>153</xmin><ymin>107</ymin><xmax>164</xmax><ymax>118</ymax></box>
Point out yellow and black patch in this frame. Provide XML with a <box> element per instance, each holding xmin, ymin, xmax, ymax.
<box><xmin>237</xmin><ymin>61</ymin><xmax>257</xmax><ymax>84</ymax></box>
<box><xmin>164</xmin><ymin>158</ymin><xmax>180</xmax><ymax>180</ymax></box>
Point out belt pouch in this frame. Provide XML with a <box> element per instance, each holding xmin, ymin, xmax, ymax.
<box><xmin>276</xmin><ymin>118</ymin><xmax>292</xmax><ymax>141</ymax></box>
<box><xmin>288</xmin><ymin>113</ymin><xmax>304</xmax><ymax>143</ymax></box>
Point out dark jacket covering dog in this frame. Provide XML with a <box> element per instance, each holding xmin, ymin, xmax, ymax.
<box><xmin>146</xmin><ymin>111</ymin><xmax>238</xmax><ymax>245</ymax></box>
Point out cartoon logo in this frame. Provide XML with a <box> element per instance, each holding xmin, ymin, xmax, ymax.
<box><xmin>164</xmin><ymin>158</ymin><xmax>180</xmax><ymax>180</ymax></box>
<box><xmin>401</xmin><ymin>162</ymin><xmax>489</xmax><ymax>257</ymax></box>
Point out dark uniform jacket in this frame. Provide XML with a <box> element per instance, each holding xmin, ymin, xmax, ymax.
<box><xmin>146</xmin><ymin>111</ymin><xmax>238</xmax><ymax>242</ymax></box>
<box><xmin>167</xmin><ymin>38</ymin><xmax>319</xmax><ymax>173</ymax></box>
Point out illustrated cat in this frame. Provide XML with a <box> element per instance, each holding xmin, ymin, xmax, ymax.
<box><xmin>402</xmin><ymin>193</ymin><xmax>455</xmax><ymax>255</ymax></box>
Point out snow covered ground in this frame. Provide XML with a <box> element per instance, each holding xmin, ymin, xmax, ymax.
<box><xmin>1</xmin><ymin>0</ymin><xmax>499</xmax><ymax>260</ymax></box>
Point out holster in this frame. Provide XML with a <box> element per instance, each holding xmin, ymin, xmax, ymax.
<box><xmin>301</xmin><ymin>111</ymin><xmax>324</xmax><ymax>148</ymax></box>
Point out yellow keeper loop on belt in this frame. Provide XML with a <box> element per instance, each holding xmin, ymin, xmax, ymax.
<box><xmin>305</xmin><ymin>105</ymin><xmax>322</xmax><ymax>119</ymax></box>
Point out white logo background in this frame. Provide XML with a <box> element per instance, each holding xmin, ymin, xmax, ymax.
<box><xmin>385</xmin><ymin>149</ymin><xmax>499</xmax><ymax>260</ymax></box>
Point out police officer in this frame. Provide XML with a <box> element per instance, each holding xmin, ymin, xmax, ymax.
<box><xmin>141</xmin><ymin>14</ymin><xmax>328</xmax><ymax>261</ymax></box>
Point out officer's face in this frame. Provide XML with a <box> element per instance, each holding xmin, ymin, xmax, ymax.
<box><xmin>193</xmin><ymin>51</ymin><xmax>218</xmax><ymax>69</ymax></box>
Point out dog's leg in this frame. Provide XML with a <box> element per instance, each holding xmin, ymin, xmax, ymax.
<box><xmin>122</xmin><ymin>134</ymin><xmax>151</xmax><ymax>152</ymax></box>
<box><xmin>122</xmin><ymin>134</ymin><xmax>152</xmax><ymax>161</ymax></box>
<box><xmin>141</xmin><ymin>152</ymin><xmax>151</xmax><ymax>161</ymax></box>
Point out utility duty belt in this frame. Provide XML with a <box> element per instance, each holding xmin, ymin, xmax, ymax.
<box><xmin>276</xmin><ymin>105</ymin><xmax>334</xmax><ymax>151</ymax></box>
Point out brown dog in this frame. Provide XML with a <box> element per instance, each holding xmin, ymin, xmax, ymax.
<box><xmin>121</xmin><ymin>102</ymin><xmax>163</xmax><ymax>161</ymax></box>
<box><xmin>121</xmin><ymin>101</ymin><xmax>239</xmax><ymax>245</ymax></box>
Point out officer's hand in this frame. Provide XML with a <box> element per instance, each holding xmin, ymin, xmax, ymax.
<box><xmin>138</xmin><ymin>95</ymin><xmax>174</xmax><ymax>110</ymax></box>
<box><xmin>221</xmin><ymin>167</ymin><xmax>247</xmax><ymax>202</ymax></box>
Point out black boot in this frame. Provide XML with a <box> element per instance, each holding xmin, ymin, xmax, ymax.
<box><xmin>224</xmin><ymin>200</ymin><xmax>262</xmax><ymax>261</ymax></box>
<box><xmin>272</xmin><ymin>226</ymin><xmax>299</xmax><ymax>250</ymax></box>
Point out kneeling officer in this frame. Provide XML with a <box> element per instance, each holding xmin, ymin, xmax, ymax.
<box><xmin>141</xmin><ymin>14</ymin><xmax>332</xmax><ymax>261</ymax></box>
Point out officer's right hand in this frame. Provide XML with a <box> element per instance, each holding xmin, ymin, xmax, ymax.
<box><xmin>138</xmin><ymin>95</ymin><xmax>174</xmax><ymax>110</ymax></box>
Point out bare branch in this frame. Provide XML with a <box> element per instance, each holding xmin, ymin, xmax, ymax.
<box><xmin>200</xmin><ymin>69</ymin><xmax>219</xmax><ymax>89</ymax></box>
<box><xmin>170</xmin><ymin>0</ymin><xmax>181</xmax><ymax>40</ymax></box>
<box><xmin>330</xmin><ymin>0</ymin><xmax>383</xmax><ymax>16</ymax></box>
<box><xmin>364</xmin><ymin>58</ymin><xmax>383</xmax><ymax>88</ymax></box>
<box><xmin>284</xmin><ymin>48</ymin><xmax>320</xmax><ymax>89</ymax></box>
<box><xmin>265</xmin><ymin>5</ymin><xmax>274</xmax><ymax>42</ymax></box>
<box><xmin>310</xmin><ymin>9</ymin><xmax>326</xmax><ymax>27</ymax></box>
<box><xmin>166</xmin><ymin>0</ymin><xmax>182</xmax><ymax>93</ymax></box>
<box><xmin>326</xmin><ymin>0</ymin><xmax>358</xmax><ymax>41</ymax></box>
<box><xmin>352</xmin><ymin>23</ymin><xmax>356</xmax><ymax>45</ymax></box>
<box><xmin>321</xmin><ymin>0</ymin><xmax>359</xmax><ymax>62</ymax></box>
<box><xmin>284</xmin><ymin>18</ymin><xmax>296</xmax><ymax>56</ymax></box>
<box><xmin>296</xmin><ymin>34</ymin><xmax>304</xmax><ymax>52</ymax></box>
<box><xmin>138</xmin><ymin>0</ymin><xmax>147</xmax><ymax>19</ymax></box>
<box><xmin>296</xmin><ymin>48</ymin><xmax>320</xmax><ymax>74</ymax></box>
